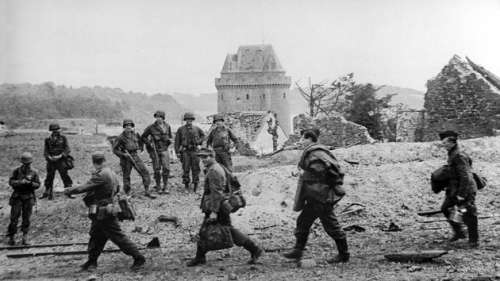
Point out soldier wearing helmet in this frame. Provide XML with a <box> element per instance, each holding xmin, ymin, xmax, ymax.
<box><xmin>206</xmin><ymin>114</ymin><xmax>239</xmax><ymax>171</ymax></box>
<box><xmin>112</xmin><ymin>119</ymin><xmax>155</xmax><ymax>199</ymax></box>
<box><xmin>6</xmin><ymin>152</ymin><xmax>41</xmax><ymax>245</ymax></box>
<box><xmin>174</xmin><ymin>112</ymin><xmax>205</xmax><ymax>192</ymax></box>
<box><xmin>40</xmin><ymin>122</ymin><xmax>73</xmax><ymax>200</ymax></box>
<box><xmin>141</xmin><ymin>111</ymin><xmax>173</xmax><ymax>194</ymax></box>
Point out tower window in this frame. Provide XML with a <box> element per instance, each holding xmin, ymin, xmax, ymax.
<box><xmin>246</xmin><ymin>94</ymin><xmax>249</xmax><ymax>100</ymax></box>
<box><xmin>236</xmin><ymin>97</ymin><xmax>240</xmax><ymax>101</ymax></box>
<box><xmin>221</xmin><ymin>93</ymin><xmax>223</xmax><ymax>100</ymax></box>
<box><xmin>262</xmin><ymin>94</ymin><xmax>266</xmax><ymax>99</ymax></box>
<box><xmin>283</xmin><ymin>92</ymin><xmax>286</xmax><ymax>98</ymax></box>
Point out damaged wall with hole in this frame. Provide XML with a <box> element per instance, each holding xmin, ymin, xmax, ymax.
<box><xmin>292</xmin><ymin>113</ymin><xmax>375</xmax><ymax>147</ymax></box>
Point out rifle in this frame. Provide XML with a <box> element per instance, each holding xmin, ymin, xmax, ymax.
<box><xmin>124</xmin><ymin>151</ymin><xmax>140</xmax><ymax>170</ymax></box>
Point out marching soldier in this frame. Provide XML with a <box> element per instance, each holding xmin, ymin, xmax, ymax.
<box><xmin>284</xmin><ymin>128</ymin><xmax>350</xmax><ymax>263</ymax></box>
<box><xmin>207</xmin><ymin>114</ymin><xmax>238</xmax><ymax>171</ymax></box>
<box><xmin>6</xmin><ymin>152</ymin><xmax>40</xmax><ymax>245</ymax></box>
<box><xmin>64</xmin><ymin>152</ymin><xmax>146</xmax><ymax>271</ymax></box>
<box><xmin>438</xmin><ymin>130</ymin><xmax>479</xmax><ymax>247</ymax></box>
<box><xmin>174</xmin><ymin>112</ymin><xmax>205</xmax><ymax>192</ymax></box>
<box><xmin>40</xmin><ymin>123</ymin><xmax>73</xmax><ymax>200</ymax></box>
<box><xmin>186</xmin><ymin>148</ymin><xmax>263</xmax><ymax>266</ymax></box>
<box><xmin>112</xmin><ymin>119</ymin><xmax>155</xmax><ymax>199</ymax></box>
<box><xmin>142</xmin><ymin>110</ymin><xmax>172</xmax><ymax>194</ymax></box>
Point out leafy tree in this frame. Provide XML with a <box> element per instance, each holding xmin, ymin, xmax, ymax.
<box><xmin>345</xmin><ymin>83</ymin><xmax>395</xmax><ymax>140</ymax></box>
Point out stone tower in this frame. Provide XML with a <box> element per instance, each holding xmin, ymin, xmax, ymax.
<box><xmin>215</xmin><ymin>44</ymin><xmax>291</xmax><ymax>134</ymax></box>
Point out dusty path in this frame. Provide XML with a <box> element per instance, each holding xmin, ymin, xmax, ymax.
<box><xmin>1</xmin><ymin>133</ymin><xmax>500</xmax><ymax>280</ymax></box>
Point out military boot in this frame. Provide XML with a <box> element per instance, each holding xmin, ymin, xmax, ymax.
<box><xmin>7</xmin><ymin>235</ymin><xmax>15</xmax><ymax>246</ymax></box>
<box><xmin>80</xmin><ymin>259</ymin><xmax>98</xmax><ymax>271</ymax></box>
<box><xmin>193</xmin><ymin>183</ymin><xmax>199</xmax><ymax>193</ymax></box>
<box><xmin>327</xmin><ymin>238</ymin><xmax>350</xmax><ymax>263</ymax></box>
<box><xmin>153</xmin><ymin>174</ymin><xmax>162</xmax><ymax>193</ymax></box>
<box><xmin>161</xmin><ymin>172</ymin><xmax>170</xmax><ymax>194</ymax></box>
<box><xmin>243</xmin><ymin>240</ymin><xmax>264</xmax><ymax>264</ymax></box>
<box><xmin>65</xmin><ymin>186</ymin><xmax>75</xmax><ymax>199</ymax></box>
<box><xmin>187</xmin><ymin>246</ymin><xmax>206</xmax><ymax>267</ymax></box>
<box><xmin>21</xmin><ymin>233</ymin><xmax>30</xmax><ymax>246</ymax></box>
<box><xmin>449</xmin><ymin>222</ymin><xmax>466</xmax><ymax>242</ymax></box>
<box><xmin>283</xmin><ymin>236</ymin><xmax>307</xmax><ymax>260</ymax></box>
<box><xmin>184</xmin><ymin>183</ymin><xmax>190</xmax><ymax>191</ymax></box>
<box><xmin>130</xmin><ymin>255</ymin><xmax>146</xmax><ymax>270</ymax></box>
<box><xmin>144</xmin><ymin>186</ymin><xmax>157</xmax><ymax>199</ymax></box>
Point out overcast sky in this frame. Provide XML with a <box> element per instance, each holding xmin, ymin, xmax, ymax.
<box><xmin>1</xmin><ymin>0</ymin><xmax>499</xmax><ymax>94</ymax></box>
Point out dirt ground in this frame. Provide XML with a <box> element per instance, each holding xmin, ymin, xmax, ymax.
<box><xmin>0</xmin><ymin>132</ymin><xmax>499</xmax><ymax>281</ymax></box>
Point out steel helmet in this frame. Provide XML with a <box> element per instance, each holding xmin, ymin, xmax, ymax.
<box><xmin>20</xmin><ymin>152</ymin><xmax>33</xmax><ymax>164</ymax></box>
<box><xmin>154</xmin><ymin>110</ymin><xmax>166</xmax><ymax>120</ymax></box>
<box><xmin>183</xmin><ymin>112</ymin><xmax>195</xmax><ymax>121</ymax></box>
<box><xmin>212</xmin><ymin>114</ymin><xmax>224</xmax><ymax>123</ymax></box>
<box><xmin>49</xmin><ymin>123</ymin><xmax>60</xmax><ymax>131</ymax></box>
<box><xmin>122</xmin><ymin>119</ymin><xmax>135</xmax><ymax>128</ymax></box>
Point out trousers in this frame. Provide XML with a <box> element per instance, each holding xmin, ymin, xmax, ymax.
<box><xmin>120</xmin><ymin>153</ymin><xmax>151</xmax><ymax>194</ymax></box>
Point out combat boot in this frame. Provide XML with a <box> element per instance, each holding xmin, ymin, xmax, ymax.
<box><xmin>193</xmin><ymin>183</ymin><xmax>199</xmax><ymax>193</ymax></box>
<box><xmin>80</xmin><ymin>259</ymin><xmax>97</xmax><ymax>271</ymax></box>
<box><xmin>21</xmin><ymin>233</ymin><xmax>30</xmax><ymax>245</ymax></box>
<box><xmin>187</xmin><ymin>246</ymin><xmax>206</xmax><ymax>267</ymax></box>
<box><xmin>7</xmin><ymin>235</ymin><xmax>15</xmax><ymax>246</ymax></box>
<box><xmin>144</xmin><ymin>187</ymin><xmax>157</xmax><ymax>199</ymax></box>
<box><xmin>130</xmin><ymin>255</ymin><xmax>146</xmax><ymax>270</ymax></box>
<box><xmin>283</xmin><ymin>236</ymin><xmax>307</xmax><ymax>260</ymax></box>
<box><xmin>184</xmin><ymin>183</ymin><xmax>190</xmax><ymax>191</ymax></box>
<box><xmin>327</xmin><ymin>238</ymin><xmax>350</xmax><ymax>263</ymax></box>
<box><xmin>243</xmin><ymin>240</ymin><xmax>264</xmax><ymax>264</ymax></box>
<box><xmin>449</xmin><ymin>222</ymin><xmax>466</xmax><ymax>242</ymax></box>
<box><xmin>65</xmin><ymin>186</ymin><xmax>75</xmax><ymax>199</ymax></box>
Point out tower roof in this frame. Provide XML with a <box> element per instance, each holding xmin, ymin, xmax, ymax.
<box><xmin>221</xmin><ymin>45</ymin><xmax>285</xmax><ymax>73</ymax></box>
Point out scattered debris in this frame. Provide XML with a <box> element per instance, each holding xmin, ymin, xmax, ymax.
<box><xmin>383</xmin><ymin>222</ymin><xmax>402</xmax><ymax>232</ymax></box>
<box><xmin>343</xmin><ymin>225</ymin><xmax>366</xmax><ymax>232</ymax></box>
<box><xmin>298</xmin><ymin>258</ymin><xmax>317</xmax><ymax>268</ymax></box>
<box><xmin>385</xmin><ymin>249</ymin><xmax>448</xmax><ymax>263</ymax></box>
<box><xmin>417</xmin><ymin>210</ymin><xmax>442</xmax><ymax>217</ymax></box>
<box><xmin>157</xmin><ymin>215</ymin><xmax>180</xmax><ymax>227</ymax></box>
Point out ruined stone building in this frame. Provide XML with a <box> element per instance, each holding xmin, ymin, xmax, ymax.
<box><xmin>422</xmin><ymin>55</ymin><xmax>500</xmax><ymax>140</ymax></box>
<box><xmin>215</xmin><ymin>45</ymin><xmax>291</xmax><ymax>135</ymax></box>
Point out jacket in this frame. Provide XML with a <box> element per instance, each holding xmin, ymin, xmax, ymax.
<box><xmin>200</xmin><ymin>160</ymin><xmax>228</xmax><ymax>213</ymax></box>
<box><xmin>174</xmin><ymin>124</ymin><xmax>205</xmax><ymax>153</ymax></box>
<box><xmin>71</xmin><ymin>167</ymin><xmax>120</xmax><ymax>207</ymax></box>
<box><xmin>446</xmin><ymin>145</ymin><xmax>477</xmax><ymax>199</ymax></box>
<box><xmin>294</xmin><ymin>143</ymin><xmax>344</xmax><ymax>210</ymax></box>
<box><xmin>112</xmin><ymin>131</ymin><xmax>144</xmax><ymax>158</ymax></box>
<box><xmin>207</xmin><ymin>126</ymin><xmax>238</xmax><ymax>151</ymax></box>
<box><xmin>44</xmin><ymin>134</ymin><xmax>70</xmax><ymax>160</ymax></box>
<box><xmin>9</xmin><ymin>165</ymin><xmax>40</xmax><ymax>199</ymax></box>
<box><xmin>141</xmin><ymin>121</ymin><xmax>172</xmax><ymax>152</ymax></box>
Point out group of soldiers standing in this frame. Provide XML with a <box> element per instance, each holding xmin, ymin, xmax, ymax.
<box><xmin>5</xmin><ymin>109</ymin><xmax>480</xmax><ymax>272</ymax></box>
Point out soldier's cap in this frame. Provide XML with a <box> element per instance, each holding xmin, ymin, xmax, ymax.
<box><xmin>122</xmin><ymin>119</ymin><xmax>135</xmax><ymax>128</ymax></box>
<box><xmin>196</xmin><ymin>148</ymin><xmax>215</xmax><ymax>157</ymax></box>
<box><xmin>438</xmin><ymin>130</ymin><xmax>458</xmax><ymax>140</ymax></box>
<box><xmin>154</xmin><ymin>110</ymin><xmax>166</xmax><ymax>119</ymax></box>
<box><xmin>300</xmin><ymin>128</ymin><xmax>321</xmax><ymax>139</ymax></box>
<box><xmin>183</xmin><ymin>112</ymin><xmax>195</xmax><ymax>121</ymax></box>
<box><xmin>20</xmin><ymin>152</ymin><xmax>33</xmax><ymax>164</ymax></box>
<box><xmin>91</xmin><ymin>152</ymin><xmax>106</xmax><ymax>162</ymax></box>
<box><xmin>49</xmin><ymin>123</ymin><xmax>61</xmax><ymax>131</ymax></box>
<box><xmin>213</xmin><ymin>114</ymin><xmax>224</xmax><ymax>123</ymax></box>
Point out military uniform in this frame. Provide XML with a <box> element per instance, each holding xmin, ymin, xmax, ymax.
<box><xmin>207</xmin><ymin>125</ymin><xmax>238</xmax><ymax>171</ymax></box>
<box><xmin>7</xmin><ymin>153</ymin><xmax>40</xmax><ymax>245</ymax></box>
<box><xmin>42</xmin><ymin>128</ymin><xmax>73</xmax><ymax>198</ymax></box>
<box><xmin>187</xmin><ymin>153</ymin><xmax>262</xmax><ymax>266</ymax></box>
<box><xmin>65</xmin><ymin>153</ymin><xmax>145</xmax><ymax>270</ymax></box>
<box><xmin>142</xmin><ymin>114</ymin><xmax>172</xmax><ymax>193</ymax></box>
<box><xmin>112</xmin><ymin>130</ymin><xmax>152</xmax><ymax>195</ymax></box>
<box><xmin>285</xmin><ymin>140</ymin><xmax>349</xmax><ymax>263</ymax></box>
<box><xmin>174</xmin><ymin>118</ymin><xmax>205</xmax><ymax>189</ymax></box>
<box><xmin>441</xmin><ymin>144</ymin><xmax>479</xmax><ymax>244</ymax></box>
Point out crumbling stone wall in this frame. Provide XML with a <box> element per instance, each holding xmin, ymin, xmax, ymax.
<box><xmin>396</xmin><ymin>110</ymin><xmax>425</xmax><ymax>142</ymax></box>
<box><xmin>422</xmin><ymin>56</ymin><xmax>500</xmax><ymax>141</ymax></box>
<box><xmin>292</xmin><ymin>114</ymin><xmax>375</xmax><ymax>147</ymax></box>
